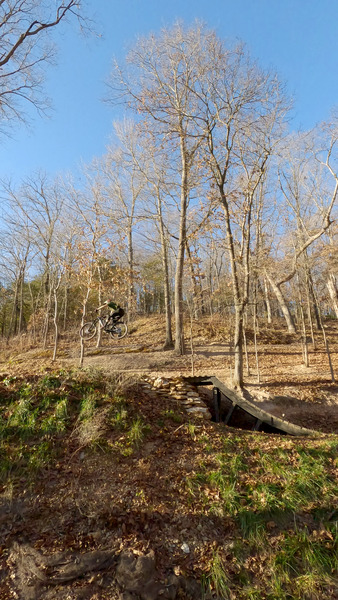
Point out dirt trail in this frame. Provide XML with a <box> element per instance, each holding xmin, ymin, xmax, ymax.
<box><xmin>64</xmin><ymin>338</ymin><xmax>338</xmax><ymax>434</ymax></box>
<box><xmin>2</xmin><ymin>316</ymin><xmax>337</xmax><ymax>434</ymax></box>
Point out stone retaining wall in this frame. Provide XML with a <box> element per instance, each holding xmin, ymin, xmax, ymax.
<box><xmin>140</xmin><ymin>376</ymin><xmax>212</xmax><ymax>420</ymax></box>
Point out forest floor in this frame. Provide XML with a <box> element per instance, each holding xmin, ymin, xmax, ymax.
<box><xmin>72</xmin><ymin>315</ymin><xmax>338</xmax><ymax>435</ymax></box>
<box><xmin>0</xmin><ymin>316</ymin><xmax>337</xmax><ymax>599</ymax></box>
<box><xmin>5</xmin><ymin>314</ymin><xmax>337</xmax><ymax>433</ymax></box>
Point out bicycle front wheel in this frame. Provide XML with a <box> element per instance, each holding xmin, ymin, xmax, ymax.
<box><xmin>110</xmin><ymin>322</ymin><xmax>128</xmax><ymax>339</ymax></box>
<box><xmin>80</xmin><ymin>321</ymin><xmax>98</xmax><ymax>340</ymax></box>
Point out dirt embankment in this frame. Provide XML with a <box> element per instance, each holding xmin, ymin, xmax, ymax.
<box><xmin>2</xmin><ymin>316</ymin><xmax>338</xmax><ymax>434</ymax></box>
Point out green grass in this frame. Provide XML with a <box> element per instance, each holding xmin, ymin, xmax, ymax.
<box><xmin>161</xmin><ymin>408</ymin><xmax>183</xmax><ymax>423</ymax></box>
<box><xmin>271</xmin><ymin>526</ymin><xmax>338</xmax><ymax>599</ymax></box>
<box><xmin>0</xmin><ymin>369</ymin><xmax>337</xmax><ymax>600</ymax></box>
<box><xmin>127</xmin><ymin>416</ymin><xmax>150</xmax><ymax>447</ymax></box>
<box><xmin>110</xmin><ymin>398</ymin><xmax>129</xmax><ymax>429</ymax></box>
<box><xmin>204</xmin><ymin>551</ymin><xmax>232</xmax><ymax>599</ymax></box>
<box><xmin>0</xmin><ymin>369</ymin><xmax>143</xmax><ymax>481</ymax></box>
<box><xmin>187</xmin><ymin>433</ymin><xmax>338</xmax><ymax>599</ymax></box>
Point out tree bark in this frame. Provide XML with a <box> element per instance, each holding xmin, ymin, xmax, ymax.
<box><xmin>327</xmin><ymin>274</ymin><xmax>338</xmax><ymax>319</ymax></box>
<box><xmin>263</xmin><ymin>277</ymin><xmax>272</xmax><ymax>324</ymax></box>
<box><xmin>265</xmin><ymin>272</ymin><xmax>296</xmax><ymax>333</ymax></box>
<box><xmin>157</xmin><ymin>206</ymin><xmax>173</xmax><ymax>349</ymax></box>
<box><xmin>52</xmin><ymin>277</ymin><xmax>61</xmax><ymax>362</ymax></box>
<box><xmin>174</xmin><ymin>141</ymin><xmax>189</xmax><ymax>355</ymax></box>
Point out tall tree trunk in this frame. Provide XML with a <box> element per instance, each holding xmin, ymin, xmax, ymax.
<box><xmin>157</xmin><ymin>192</ymin><xmax>173</xmax><ymax>349</ymax></box>
<box><xmin>127</xmin><ymin>223</ymin><xmax>135</xmax><ymax>321</ymax></box>
<box><xmin>174</xmin><ymin>236</ymin><xmax>186</xmax><ymax>354</ymax></box>
<box><xmin>174</xmin><ymin>142</ymin><xmax>188</xmax><ymax>355</ymax></box>
<box><xmin>304</xmin><ymin>266</ymin><xmax>321</xmax><ymax>330</ymax></box>
<box><xmin>185</xmin><ymin>242</ymin><xmax>201</xmax><ymax>319</ymax></box>
<box><xmin>18</xmin><ymin>270</ymin><xmax>24</xmax><ymax>335</ymax></box>
<box><xmin>28</xmin><ymin>282</ymin><xmax>37</xmax><ymax>342</ymax></box>
<box><xmin>63</xmin><ymin>279</ymin><xmax>69</xmax><ymax>332</ymax></box>
<box><xmin>233</xmin><ymin>307</ymin><xmax>244</xmax><ymax>388</ymax></box>
<box><xmin>7</xmin><ymin>278</ymin><xmax>19</xmax><ymax>339</ymax></box>
<box><xmin>79</xmin><ymin>288</ymin><xmax>91</xmax><ymax>368</ymax></box>
<box><xmin>96</xmin><ymin>266</ymin><xmax>103</xmax><ymax>348</ymax></box>
<box><xmin>326</xmin><ymin>274</ymin><xmax>338</xmax><ymax>318</ymax></box>
<box><xmin>265</xmin><ymin>273</ymin><xmax>296</xmax><ymax>333</ymax></box>
<box><xmin>263</xmin><ymin>277</ymin><xmax>272</xmax><ymax>324</ymax></box>
<box><xmin>220</xmin><ymin>190</ymin><xmax>245</xmax><ymax>388</ymax></box>
<box><xmin>160</xmin><ymin>234</ymin><xmax>173</xmax><ymax>349</ymax></box>
<box><xmin>52</xmin><ymin>277</ymin><xmax>61</xmax><ymax>362</ymax></box>
<box><xmin>43</xmin><ymin>288</ymin><xmax>52</xmax><ymax>349</ymax></box>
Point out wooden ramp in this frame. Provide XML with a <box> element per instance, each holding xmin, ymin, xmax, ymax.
<box><xmin>184</xmin><ymin>376</ymin><xmax>318</xmax><ymax>437</ymax></box>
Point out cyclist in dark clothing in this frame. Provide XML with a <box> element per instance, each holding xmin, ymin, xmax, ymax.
<box><xmin>96</xmin><ymin>299</ymin><xmax>124</xmax><ymax>328</ymax></box>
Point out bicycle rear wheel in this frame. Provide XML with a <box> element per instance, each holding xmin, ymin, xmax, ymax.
<box><xmin>110</xmin><ymin>322</ymin><xmax>128</xmax><ymax>339</ymax></box>
<box><xmin>80</xmin><ymin>321</ymin><xmax>98</xmax><ymax>340</ymax></box>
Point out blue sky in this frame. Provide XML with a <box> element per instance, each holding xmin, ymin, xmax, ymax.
<box><xmin>1</xmin><ymin>0</ymin><xmax>338</xmax><ymax>184</ymax></box>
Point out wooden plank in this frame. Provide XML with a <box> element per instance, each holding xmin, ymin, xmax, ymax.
<box><xmin>213</xmin><ymin>387</ymin><xmax>221</xmax><ymax>423</ymax></box>
<box><xmin>224</xmin><ymin>403</ymin><xmax>237</xmax><ymax>425</ymax></box>
<box><xmin>185</xmin><ymin>375</ymin><xmax>319</xmax><ymax>437</ymax></box>
<box><xmin>253</xmin><ymin>419</ymin><xmax>262</xmax><ymax>431</ymax></box>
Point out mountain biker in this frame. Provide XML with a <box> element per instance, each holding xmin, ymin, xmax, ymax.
<box><xmin>96</xmin><ymin>299</ymin><xmax>124</xmax><ymax>327</ymax></box>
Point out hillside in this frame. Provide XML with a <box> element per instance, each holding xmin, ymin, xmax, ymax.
<box><xmin>0</xmin><ymin>316</ymin><xmax>337</xmax><ymax>599</ymax></box>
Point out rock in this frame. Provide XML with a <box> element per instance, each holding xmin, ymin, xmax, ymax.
<box><xmin>161</xmin><ymin>574</ymin><xmax>180</xmax><ymax>600</ymax></box>
<box><xmin>119</xmin><ymin>593</ymin><xmax>139</xmax><ymax>600</ymax></box>
<box><xmin>186</xmin><ymin>407</ymin><xmax>212</xmax><ymax>419</ymax></box>
<box><xmin>180</xmin><ymin>542</ymin><xmax>190</xmax><ymax>554</ymax></box>
<box><xmin>116</xmin><ymin>550</ymin><xmax>156</xmax><ymax>594</ymax></box>
<box><xmin>8</xmin><ymin>543</ymin><xmax>116</xmax><ymax>600</ymax></box>
<box><xmin>181</xmin><ymin>577</ymin><xmax>203</xmax><ymax>599</ymax></box>
<box><xmin>141</xmin><ymin>580</ymin><xmax>162</xmax><ymax>600</ymax></box>
<box><xmin>189</xmin><ymin>400</ymin><xmax>206</xmax><ymax>407</ymax></box>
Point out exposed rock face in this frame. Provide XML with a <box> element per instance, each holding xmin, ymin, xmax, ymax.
<box><xmin>116</xmin><ymin>550</ymin><xmax>181</xmax><ymax>599</ymax></box>
<box><xmin>116</xmin><ymin>550</ymin><xmax>157</xmax><ymax>596</ymax></box>
<box><xmin>140</xmin><ymin>376</ymin><xmax>212</xmax><ymax>420</ymax></box>
<box><xmin>8</xmin><ymin>545</ymin><xmax>201</xmax><ymax>600</ymax></box>
<box><xmin>8</xmin><ymin>543</ymin><xmax>116</xmax><ymax>599</ymax></box>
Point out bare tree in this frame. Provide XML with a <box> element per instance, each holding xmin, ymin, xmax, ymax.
<box><xmin>107</xmin><ymin>22</ymin><xmax>214</xmax><ymax>354</ymax></box>
<box><xmin>0</xmin><ymin>0</ymin><xmax>85</xmax><ymax>133</ymax></box>
<box><xmin>2</xmin><ymin>173</ymin><xmax>66</xmax><ymax>345</ymax></box>
<box><xmin>266</xmin><ymin>125</ymin><xmax>338</xmax><ymax>332</ymax></box>
<box><xmin>98</xmin><ymin>123</ymin><xmax>146</xmax><ymax>318</ymax></box>
<box><xmin>196</xmin><ymin>38</ymin><xmax>289</xmax><ymax>387</ymax></box>
<box><xmin>65</xmin><ymin>185</ymin><xmax>111</xmax><ymax>365</ymax></box>
<box><xmin>119</xmin><ymin>123</ymin><xmax>175</xmax><ymax>348</ymax></box>
<box><xmin>0</xmin><ymin>229</ymin><xmax>33</xmax><ymax>337</ymax></box>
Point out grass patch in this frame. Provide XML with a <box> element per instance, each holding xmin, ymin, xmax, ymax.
<box><xmin>0</xmin><ymin>369</ymin><xmax>139</xmax><ymax>482</ymax></box>
<box><xmin>271</xmin><ymin>527</ymin><xmax>338</xmax><ymax>599</ymax></box>
<box><xmin>204</xmin><ymin>551</ymin><xmax>232</xmax><ymax>599</ymax></box>
<box><xmin>127</xmin><ymin>416</ymin><xmax>150</xmax><ymax>447</ymax></box>
<box><xmin>161</xmin><ymin>408</ymin><xmax>183</xmax><ymax>424</ymax></box>
<box><xmin>0</xmin><ymin>368</ymin><xmax>337</xmax><ymax>600</ymax></box>
<box><xmin>187</xmin><ymin>433</ymin><xmax>337</xmax><ymax>599</ymax></box>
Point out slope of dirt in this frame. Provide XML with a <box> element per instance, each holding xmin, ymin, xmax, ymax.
<box><xmin>1</xmin><ymin>316</ymin><xmax>338</xmax><ymax>433</ymax></box>
<box><xmin>0</xmin><ymin>317</ymin><xmax>338</xmax><ymax>599</ymax></box>
<box><xmin>0</xmin><ymin>367</ymin><xmax>337</xmax><ymax>600</ymax></box>
<box><xmin>73</xmin><ymin>317</ymin><xmax>338</xmax><ymax>434</ymax></box>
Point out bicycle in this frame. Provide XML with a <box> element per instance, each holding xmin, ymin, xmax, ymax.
<box><xmin>80</xmin><ymin>313</ymin><xmax>128</xmax><ymax>341</ymax></box>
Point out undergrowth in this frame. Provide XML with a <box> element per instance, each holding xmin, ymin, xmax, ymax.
<box><xmin>0</xmin><ymin>368</ymin><xmax>146</xmax><ymax>482</ymax></box>
<box><xmin>191</xmin><ymin>434</ymin><xmax>338</xmax><ymax>599</ymax></box>
<box><xmin>0</xmin><ymin>368</ymin><xmax>337</xmax><ymax>600</ymax></box>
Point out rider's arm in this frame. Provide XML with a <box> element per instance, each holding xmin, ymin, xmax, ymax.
<box><xmin>96</xmin><ymin>301</ymin><xmax>108</xmax><ymax>312</ymax></box>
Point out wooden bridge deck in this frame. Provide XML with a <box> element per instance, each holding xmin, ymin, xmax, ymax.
<box><xmin>185</xmin><ymin>375</ymin><xmax>319</xmax><ymax>437</ymax></box>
